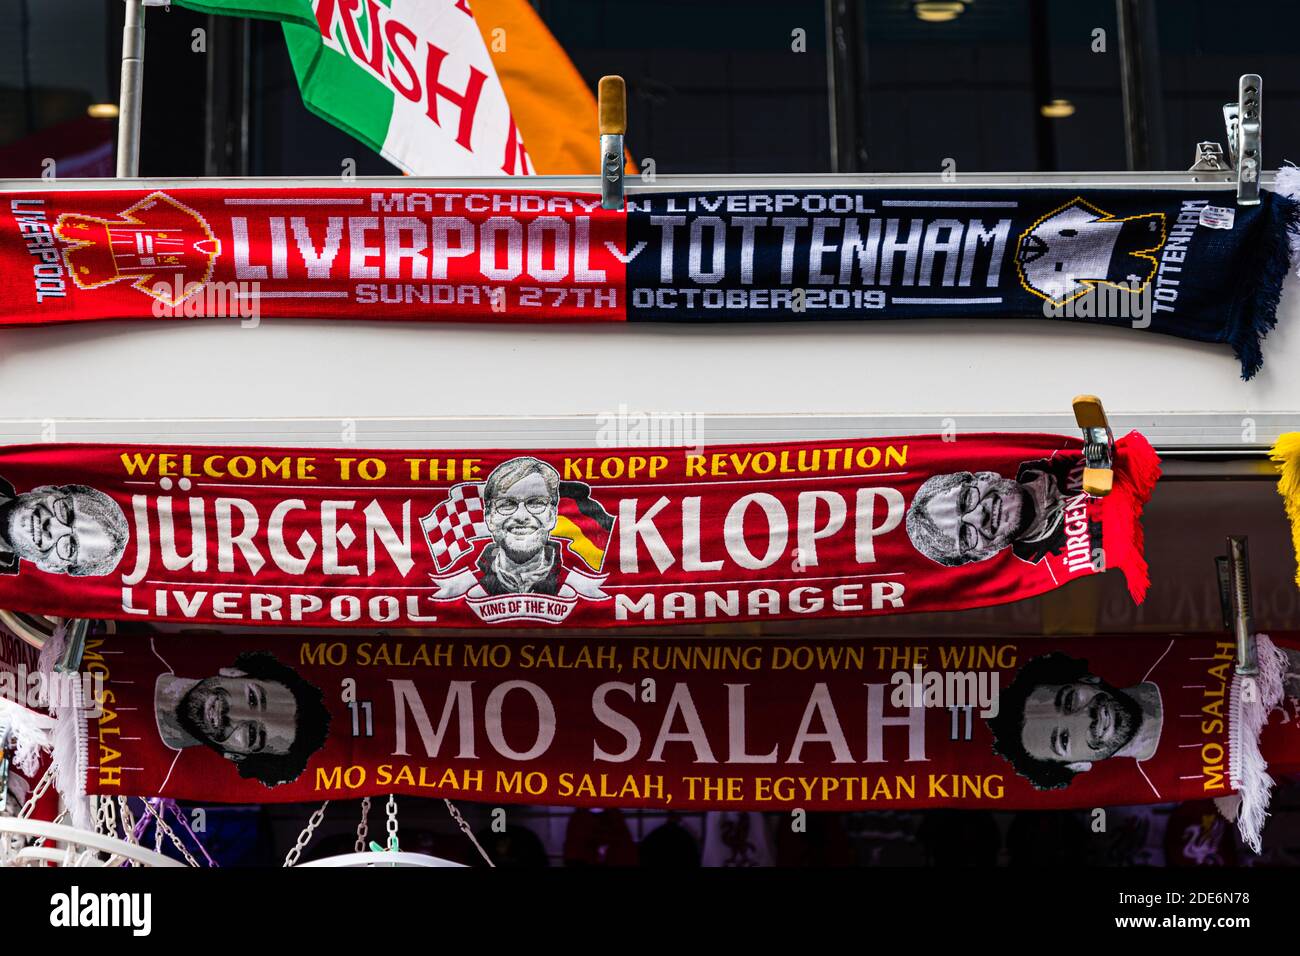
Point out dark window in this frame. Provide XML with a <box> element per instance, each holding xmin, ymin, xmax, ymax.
<box><xmin>1</xmin><ymin>1</ymin><xmax>1297</xmax><ymax>177</ymax></box>
<box><xmin>536</xmin><ymin>0</ymin><xmax>831</xmax><ymax>173</ymax></box>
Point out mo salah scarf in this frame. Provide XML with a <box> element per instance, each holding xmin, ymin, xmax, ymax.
<box><xmin>3</xmin><ymin>179</ymin><xmax>1298</xmax><ymax>378</ymax></box>
<box><xmin>0</xmin><ymin>431</ymin><xmax>1158</xmax><ymax>630</ymax></box>
<box><xmin>56</xmin><ymin>630</ymin><xmax>1298</xmax><ymax>852</ymax></box>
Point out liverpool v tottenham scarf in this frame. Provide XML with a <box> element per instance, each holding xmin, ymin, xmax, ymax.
<box><xmin>0</xmin><ymin>431</ymin><xmax>1158</xmax><ymax>628</ymax></box>
<box><xmin>4</xmin><ymin>183</ymin><xmax>1296</xmax><ymax>378</ymax></box>
<box><xmin>61</xmin><ymin>630</ymin><xmax>1298</xmax><ymax>851</ymax></box>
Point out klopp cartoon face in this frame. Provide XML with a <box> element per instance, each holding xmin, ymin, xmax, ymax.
<box><xmin>0</xmin><ymin>483</ymin><xmax>129</xmax><ymax>576</ymax></box>
<box><xmin>484</xmin><ymin>458</ymin><xmax>560</xmax><ymax>564</ymax></box>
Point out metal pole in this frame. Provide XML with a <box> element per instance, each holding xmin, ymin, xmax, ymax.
<box><xmin>1115</xmin><ymin>0</ymin><xmax>1166</xmax><ymax>171</ymax></box>
<box><xmin>825</xmin><ymin>0</ymin><xmax>867</xmax><ymax>173</ymax></box>
<box><xmin>1227</xmin><ymin>536</ymin><xmax>1258</xmax><ymax>677</ymax></box>
<box><xmin>116</xmin><ymin>0</ymin><xmax>147</xmax><ymax>178</ymax></box>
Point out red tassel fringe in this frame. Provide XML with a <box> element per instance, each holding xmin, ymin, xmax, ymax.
<box><xmin>1102</xmin><ymin>431</ymin><xmax>1162</xmax><ymax>604</ymax></box>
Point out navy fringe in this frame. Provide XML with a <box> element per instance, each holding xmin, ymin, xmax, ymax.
<box><xmin>1230</xmin><ymin>190</ymin><xmax>1300</xmax><ymax>380</ymax></box>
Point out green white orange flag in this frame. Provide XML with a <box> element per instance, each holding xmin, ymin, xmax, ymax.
<box><xmin>174</xmin><ymin>0</ymin><xmax>606</xmax><ymax>175</ymax></box>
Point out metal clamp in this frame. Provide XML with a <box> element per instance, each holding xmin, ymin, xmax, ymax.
<box><xmin>0</xmin><ymin>613</ymin><xmax>91</xmax><ymax>669</ymax></box>
<box><xmin>1225</xmin><ymin>536</ymin><xmax>1258</xmax><ymax>676</ymax></box>
<box><xmin>1232</xmin><ymin>74</ymin><xmax>1262</xmax><ymax>205</ymax></box>
<box><xmin>1188</xmin><ymin>141</ymin><xmax>1229</xmax><ymax>172</ymax></box>
<box><xmin>1071</xmin><ymin>394</ymin><xmax>1115</xmax><ymax>497</ymax></box>
<box><xmin>0</xmin><ymin>719</ymin><xmax>12</xmax><ymax>807</ymax></box>
<box><xmin>598</xmin><ymin>75</ymin><xmax>626</xmax><ymax>211</ymax></box>
<box><xmin>56</xmin><ymin>619</ymin><xmax>91</xmax><ymax>673</ymax></box>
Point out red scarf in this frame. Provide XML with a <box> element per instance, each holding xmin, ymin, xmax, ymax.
<box><xmin>0</xmin><ymin>431</ymin><xmax>1157</xmax><ymax>628</ymax></box>
<box><xmin>73</xmin><ymin>630</ymin><xmax>1296</xmax><ymax>852</ymax></box>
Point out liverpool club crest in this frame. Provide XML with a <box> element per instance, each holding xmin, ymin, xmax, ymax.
<box><xmin>55</xmin><ymin>191</ymin><xmax>220</xmax><ymax>307</ymax></box>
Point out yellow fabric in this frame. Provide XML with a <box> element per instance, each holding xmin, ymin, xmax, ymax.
<box><xmin>550</xmin><ymin>514</ymin><xmax>605</xmax><ymax>571</ymax></box>
<box><xmin>1271</xmin><ymin>433</ymin><xmax>1300</xmax><ymax>588</ymax></box>
<box><xmin>472</xmin><ymin>0</ymin><xmax>635</xmax><ymax>175</ymax></box>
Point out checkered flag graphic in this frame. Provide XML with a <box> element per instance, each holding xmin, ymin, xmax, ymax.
<box><xmin>420</xmin><ymin>483</ymin><xmax>489</xmax><ymax>572</ymax></box>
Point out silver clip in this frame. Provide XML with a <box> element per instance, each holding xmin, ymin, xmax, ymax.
<box><xmin>0</xmin><ymin>720</ymin><xmax>11</xmax><ymax>806</ymax></box>
<box><xmin>1226</xmin><ymin>536</ymin><xmax>1258</xmax><ymax>676</ymax></box>
<box><xmin>1189</xmin><ymin>142</ymin><xmax>1229</xmax><ymax>172</ymax></box>
<box><xmin>1222</xmin><ymin>104</ymin><xmax>1240</xmax><ymax>165</ymax></box>
<box><xmin>1235</xmin><ymin>74</ymin><xmax>1262</xmax><ymax>206</ymax></box>
<box><xmin>597</xmin><ymin>76</ymin><xmax>627</xmax><ymax>211</ymax></box>
<box><xmin>55</xmin><ymin>619</ymin><xmax>91</xmax><ymax>674</ymax></box>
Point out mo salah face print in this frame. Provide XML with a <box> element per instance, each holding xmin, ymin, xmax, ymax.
<box><xmin>0</xmin><ymin>432</ymin><xmax>1159</xmax><ymax>629</ymax></box>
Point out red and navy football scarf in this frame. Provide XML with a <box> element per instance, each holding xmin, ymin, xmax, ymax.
<box><xmin>4</xmin><ymin>182</ymin><xmax>1295</xmax><ymax>378</ymax></box>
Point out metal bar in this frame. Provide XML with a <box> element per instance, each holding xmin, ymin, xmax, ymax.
<box><xmin>824</xmin><ymin>0</ymin><xmax>841</xmax><ymax>172</ymax></box>
<box><xmin>1115</xmin><ymin>0</ymin><xmax>1166</xmax><ymax>171</ymax></box>
<box><xmin>1028</xmin><ymin>0</ymin><xmax>1056</xmax><ymax>171</ymax></box>
<box><xmin>116</xmin><ymin>0</ymin><xmax>146</xmax><ymax>178</ymax></box>
<box><xmin>1116</xmin><ymin>0</ymin><xmax>1148</xmax><ymax>170</ymax></box>
<box><xmin>825</xmin><ymin>0</ymin><xmax>866</xmax><ymax>173</ymax></box>
<box><xmin>0</xmin><ymin>415</ymin><xmax>1289</xmax><ymax>462</ymax></box>
<box><xmin>1228</xmin><ymin>536</ymin><xmax>1258</xmax><ymax>676</ymax></box>
<box><xmin>0</xmin><ymin>169</ymin><xmax>1267</xmax><ymax>193</ymax></box>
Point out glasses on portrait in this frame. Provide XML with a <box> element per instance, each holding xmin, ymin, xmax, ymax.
<box><xmin>50</xmin><ymin>496</ymin><xmax>79</xmax><ymax>561</ymax></box>
<box><xmin>490</xmin><ymin>496</ymin><xmax>554</xmax><ymax>516</ymax></box>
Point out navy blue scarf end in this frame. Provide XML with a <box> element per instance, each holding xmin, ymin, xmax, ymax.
<box><xmin>1230</xmin><ymin>189</ymin><xmax>1300</xmax><ymax>380</ymax></box>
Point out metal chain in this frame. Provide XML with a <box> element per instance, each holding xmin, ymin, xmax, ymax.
<box><xmin>117</xmin><ymin>798</ymin><xmax>139</xmax><ymax>867</ymax></box>
<box><xmin>17</xmin><ymin>764</ymin><xmax>55</xmax><ymax>820</ymax></box>
<box><xmin>139</xmin><ymin>799</ymin><xmax>202</xmax><ymax>868</ymax></box>
<box><xmin>98</xmin><ymin>795</ymin><xmax>117</xmax><ymax>840</ymax></box>
<box><xmin>444</xmin><ymin>799</ymin><xmax>495</xmax><ymax>867</ymax></box>
<box><xmin>355</xmin><ymin>797</ymin><xmax>371</xmax><ymax>853</ymax></box>
<box><xmin>283</xmin><ymin>800</ymin><xmax>330</xmax><ymax>867</ymax></box>
<box><xmin>385</xmin><ymin>794</ymin><xmax>399</xmax><ymax>850</ymax></box>
<box><xmin>32</xmin><ymin>808</ymin><xmax>68</xmax><ymax>849</ymax></box>
<box><xmin>117</xmin><ymin>798</ymin><xmax>137</xmax><ymax>841</ymax></box>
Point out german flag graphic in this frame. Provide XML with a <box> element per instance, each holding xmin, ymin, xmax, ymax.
<box><xmin>553</xmin><ymin>481</ymin><xmax>616</xmax><ymax>572</ymax></box>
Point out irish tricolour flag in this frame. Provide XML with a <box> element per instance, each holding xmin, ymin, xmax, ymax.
<box><xmin>175</xmin><ymin>0</ymin><xmax>608</xmax><ymax>176</ymax></box>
